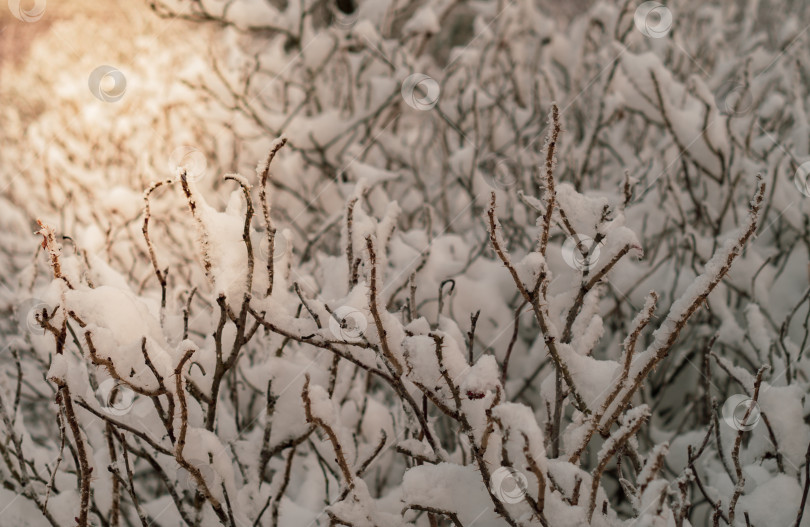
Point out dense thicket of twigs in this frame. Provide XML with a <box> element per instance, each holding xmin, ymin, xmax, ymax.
<box><xmin>1</xmin><ymin>0</ymin><xmax>810</xmax><ymax>525</ymax></box>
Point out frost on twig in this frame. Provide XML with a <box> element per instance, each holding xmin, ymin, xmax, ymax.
<box><xmin>600</xmin><ymin>176</ymin><xmax>766</xmax><ymax>434</ymax></box>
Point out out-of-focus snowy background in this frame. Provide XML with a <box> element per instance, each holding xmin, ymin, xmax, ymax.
<box><xmin>1</xmin><ymin>0</ymin><xmax>810</xmax><ymax>525</ymax></box>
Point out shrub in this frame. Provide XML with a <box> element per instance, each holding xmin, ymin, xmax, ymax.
<box><xmin>2</xmin><ymin>0</ymin><xmax>810</xmax><ymax>526</ymax></box>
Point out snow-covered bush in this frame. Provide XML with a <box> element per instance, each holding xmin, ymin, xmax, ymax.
<box><xmin>2</xmin><ymin>0</ymin><xmax>810</xmax><ymax>525</ymax></box>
